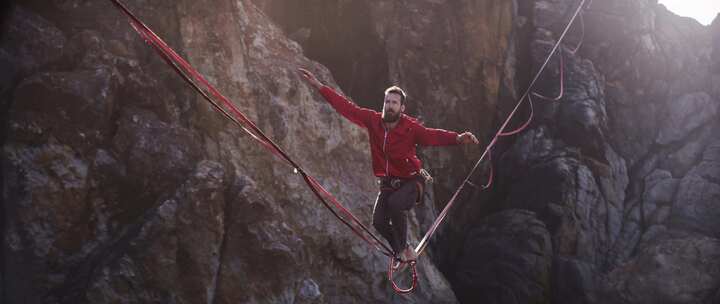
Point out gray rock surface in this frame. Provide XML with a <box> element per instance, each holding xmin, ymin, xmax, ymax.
<box><xmin>4</xmin><ymin>0</ymin><xmax>720</xmax><ymax>303</ymax></box>
<box><xmin>1</xmin><ymin>1</ymin><xmax>457</xmax><ymax>303</ymax></box>
<box><xmin>488</xmin><ymin>0</ymin><xmax>720</xmax><ymax>303</ymax></box>
<box><xmin>450</xmin><ymin>209</ymin><xmax>552</xmax><ymax>304</ymax></box>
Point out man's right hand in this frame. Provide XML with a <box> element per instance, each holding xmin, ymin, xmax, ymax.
<box><xmin>299</xmin><ymin>68</ymin><xmax>323</xmax><ymax>90</ymax></box>
<box><xmin>457</xmin><ymin>132</ymin><xmax>479</xmax><ymax>145</ymax></box>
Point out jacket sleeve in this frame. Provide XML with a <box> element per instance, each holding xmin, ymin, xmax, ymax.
<box><xmin>318</xmin><ymin>86</ymin><xmax>375</xmax><ymax>128</ymax></box>
<box><xmin>415</xmin><ymin>124</ymin><xmax>460</xmax><ymax>146</ymax></box>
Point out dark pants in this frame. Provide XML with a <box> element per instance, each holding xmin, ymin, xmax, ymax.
<box><xmin>372</xmin><ymin>178</ymin><xmax>420</xmax><ymax>255</ymax></box>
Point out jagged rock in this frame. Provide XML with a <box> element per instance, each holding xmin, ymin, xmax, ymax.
<box><xmin>450</xmin><ymin>209</ymin><xmax>552</xmax><ymax>303</ymax></box>
<box><xmin>4</xmin><ymin>143</ymin><xmax>93</xmax><ymax>303</ymax></box>
<box><xmin>670</xmin><ymin>141</ymin><xmax>720</xmax><ymax>238</ymax></box>
<box><xmin>10</xmin><ymin>69</ymin><xmax>118</xmax><ymax>151</ymax></box>
<box><xmin>1</xmin><ymin>0</ymin><xmax>457</xmax><ymax>303</ymax></box>
<box><xmin>4</xmin><ymin>0</ymin><xmax>720</xmax><ymax>303</ymax></box>
<box><xmin>661</xmin><ymin>136</ymin><xmax>708</xmax><ymax>176</ymax></box>
<box><xmin>551</xmin><ymin>256</ymin><xmax>600</xmax><ymax>304</ymax></box>
<box><xmin>656</xmin><ymin>92</ymin><xmax>718</xmax><ymax>145</ymax></box>
<box><xmin>0</xmin><ymin>6</ymin><xmax>69</xmax><ymax>75</ymax></box>
<box><xmin>600</xmin><ymin>236</ymin><xmax>720</xmax><ymax>304</ymax></box>
<box><xmin>497</xmin><ymin>0</ymin><xmax>720</xmax><ymax>303</ymax></box>
<box><xmin>642</xmin><ymin>169</ymin><xmax>678</xmax><ymax>226</ymax></box>
<box><xmin>501</xmin><ymin>140</ymin><xmax>627</xmax><ymax>267</ymax></box>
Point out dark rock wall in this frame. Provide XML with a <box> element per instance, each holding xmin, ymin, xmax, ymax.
<box><xmin>454</xmin><ymin>0</ymin><xmax>720</xmax><ymax>303</ymax></box>
<box><xmin>1</xmin><ymin>1</ymin><xmax>457</xmax><ymax>303</ymax></box>
<box><xmin>3</xmin><ymin>0</ymin><xmax>720</xmax><ymax>303</ymax></box>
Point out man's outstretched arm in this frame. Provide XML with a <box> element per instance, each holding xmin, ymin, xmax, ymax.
<box><xmin>416</xmin><ymin>124</ymin><xmax>479</xmax><ymax>146</ymax></box>
<box><xmin>299</xmin><ymin>68</ymin><xmax>374</xmax><ymax>128</ymax></box>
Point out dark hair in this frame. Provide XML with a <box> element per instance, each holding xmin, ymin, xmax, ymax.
<box><xmin>384</xmin><ymin>86</ymin><xmax>407</xmax><ymax>105</ymax></box>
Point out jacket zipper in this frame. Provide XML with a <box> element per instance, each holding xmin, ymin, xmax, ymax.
<box><xmin>383</xmin><ymin>127</ymin><xmax>389</xmax><ymax>176</ymax></box>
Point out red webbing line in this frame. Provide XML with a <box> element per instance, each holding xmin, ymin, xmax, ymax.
<box><xmin>415</xmin><ymin>0</ymin><xmax>587</xmax><ymax>257</ymax></box>
<box><xmin>110</xmin><ymin>0</ymin><xmax>395</xmax><ymax>258</ymax></box>
<box><xmin>126</xmin><ymin>15</ymin><xmax>284</xmax><ymax>160</ymax></box>
<box><xmin>466</xmin><ymin>151</ymin><xmax>494</xmax><ymax>189</ymax></box>
<box><xmin>304</xmin><ymin>175</ymin><xmax>395</xmax><ymax>255</ymax></box>
<box><xmin>498</xmin><ymin>94</ymin><xmax>535</xmax><ymax>136</ymax></box>
<box><xmin>482</xmin><ymin>151</ymin><xmax>494</xmax><ymax>189</ymax></box>
<box><xmin>127</xmin><ymin>22</ymin><xmax>278</xmax><ymax>154</ymax></box>
<box><xmin>532</xmin><ymin>48</ymin><xmax>565</xmax><ymax>101</ymax></box>
<box><xmin>388</xmin><ymin>257</ymin><xmax>418</xmax><ymax>294</ymax></box>
<box><xmin>568</xmin><ymin>13</ymin><xmax>585</xmax><ymax>55</ymax></box>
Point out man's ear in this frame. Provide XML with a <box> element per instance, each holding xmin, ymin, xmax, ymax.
<box><xmin>401</xmin><ymin>104</ymin><xmax>406</xmax><ymax>112</ymax></box>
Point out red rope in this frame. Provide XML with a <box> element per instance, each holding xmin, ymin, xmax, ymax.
<box><xmin>568</xmin><ymin>13</ymin><xmax>585</xmax><ymax>55</ymax></box>
<box><xmin>388</xmin><ymin>257</ymin><xmax>418</xmax><ymax>294</ymax></box>
<box><xmin>498</xmin><ymin>95</ymin><xmax>535</xmax><ymax>136</ymax></box>
<box><xmin>304</xmin><ymin>175</ymin><xmax>391</xmax><ymax>253</ymax></box>
<box><xmin>533</xmin><ymin>45</ymin><xmax>566</xmax><ymax>101</ymax></box>
<box><xmin>482</xmin><ymin>151</ymin><xmax>494</xmax><ymax>189</ymax></box>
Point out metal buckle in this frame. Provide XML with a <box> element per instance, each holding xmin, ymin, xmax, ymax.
<box><xmin>419</xmin><ymin>168</ymin><xmax>433</xmax><ymax>183</ymax></box>
<box><xmin>391</xmin><ymin>178</ymin><xmax>402</xmax><ymax>189</ymax></box>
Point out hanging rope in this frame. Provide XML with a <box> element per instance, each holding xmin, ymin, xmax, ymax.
<box><xmin>532</xmin><ymin>48</ymin><xmax>565</xmax><ymax>101</ymax></box>
<box><xmin>414</xmin><ymin>0</ymin><xmax>588</xmax><ymax>258</ymax></box>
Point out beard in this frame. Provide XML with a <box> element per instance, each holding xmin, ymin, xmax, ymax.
<box><xmin>382</xmin><ymin>110</ymin><xmax>401</xmax><ymax>123</ymax></box>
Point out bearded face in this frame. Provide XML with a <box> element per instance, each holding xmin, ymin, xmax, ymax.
<box><xmin>382</xmin><ymin>108</ymin><xmax>401</xmax><ymax>122</ymax></box>
<box><xmin>382</xmin><ymin>93</ymin><xmax>404</xmax><ymax>123</ymax></box>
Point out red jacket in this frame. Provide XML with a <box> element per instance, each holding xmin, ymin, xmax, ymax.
<box><xmin>319</xmin><ymin>86</ymin><xmax>460</xmax><ymax>178</ymax></box>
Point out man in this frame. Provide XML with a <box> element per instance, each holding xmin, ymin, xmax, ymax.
<box><xmin>299</xmin><ymin>68</ymin><xmax>479</xmax><ymax>265</ymax></box>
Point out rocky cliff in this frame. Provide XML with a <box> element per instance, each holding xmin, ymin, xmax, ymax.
<box><xmin>447</xmin><ymin>0</ymin><xmax>720</xmax><ymax>303</ymax></box>
<box><xmin>1</xmin><ymin>1</ymin><xmax>459</xmax><ymax>303</ymax></box>
<box><xmin>2</xmin><ymin>0</ymin><xmax>720</xmax><ymax>303</ymax></box>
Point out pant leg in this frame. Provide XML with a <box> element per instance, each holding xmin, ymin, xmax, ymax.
<box><xmin>372</xmin><ymin>190</ymin><xmax>399</xmax><ymax>253</ymax></box>
<box><xmin>386</xmin><ymin>181</ymin><xmax>420</xmax><ymax>252</ymax></box>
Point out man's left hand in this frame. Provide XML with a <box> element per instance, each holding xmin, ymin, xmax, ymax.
<box><xmin>457</xmin><ymin>132</ymin><xmax>479</xmax><ymax>145</ymax></box>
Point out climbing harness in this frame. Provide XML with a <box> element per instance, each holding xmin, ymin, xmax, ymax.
<box><xmin>109</xmin><ymin>0</ymin><xmax>589</xmax><ymax>294</ymax></box>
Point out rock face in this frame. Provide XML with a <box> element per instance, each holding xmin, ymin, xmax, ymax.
<box><xmin>477</xmin><ymin>0</ymin><xmax>720</xmax><ymax>303</ymax></box>
<box><xmin>3</xmin><ymin>0</ymin><xmax>720</xmax><ymax>303</ymax></box>
<box><xmin>1</xmin><ymin>1</ymin><xmax>457</xmax><ymax>303</ymax></box>
<box><xmin>450</xmin><ymin>209</ymin><xmax>553</xmax><ymax>304</ymax></box>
